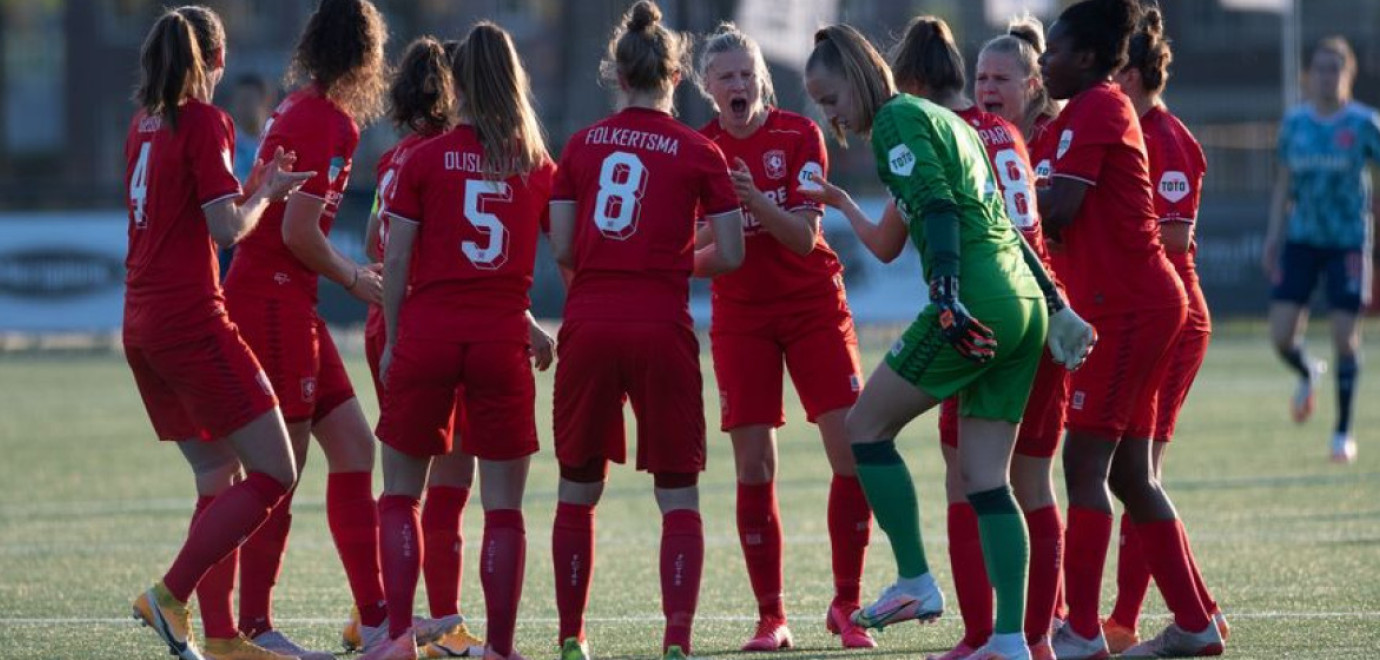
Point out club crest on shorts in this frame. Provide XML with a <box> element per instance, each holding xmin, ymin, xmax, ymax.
<box><xmin>763</xmin><ymin>150</ymin><xmax>787</xmax><ymax>179</ymax></box>
<box><xmin>301</xmin><ymin>377</ymin><xmax>317</xmax><ymax>403</ymax></box>
<box><xmin>850</xmin><ymin>373</ymin><xmax>862</xmax><ymax>393</ymax></box>
<box><xmin>1071</xmin><ymin>390</ymin><xmax>1086</xmax><ymax>411</ymax></box>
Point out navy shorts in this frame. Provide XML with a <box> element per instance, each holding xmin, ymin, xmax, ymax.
<box><xmin>1271</xmin><ymin>242</ymin><xmax>1371</xmax><ymax>312</ymax></box>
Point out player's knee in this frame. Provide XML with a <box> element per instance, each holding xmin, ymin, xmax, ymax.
<box><xmin>653</xmin><ymin>471</ymin><xmax>699</xmax><ymax>490</ymax></box>
<box><xmin>559</xmin><ymin>457</ymin><xmax>608</xmax><ymax>484</ymax></box>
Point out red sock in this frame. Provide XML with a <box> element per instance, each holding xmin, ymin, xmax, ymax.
<box><xmin>1024</xmin><ymin>505</ymin><xmax>1064</xmax><ymax>644</ymax></box>
<box><xmin>1179</xmin><ymin>520</ymin><xmax>1218</xmax><ymax>613</ymax></box>
<box><xmin>1064</xmin><ymin>506</ymin><xmax>1113</xmax><ymax>640</ymax></box>
<box><xmin>552</xmin><ymin>502</ymin><xmax>595</xmax><ymax>642</ymax></box>
<box><xmin>481</xmin><ymin>509</ymin><xmax>526</xmax><ymax>657</ymax></box>
<box><xmin>378</xmin><ymin>494</ymin><xmax>422</xmax><ymax>640</ymax></box>
<box><xmin>327</xmin><ymin>472</ymin><xmax>386</xmax><ymax>628</ymax></box>
<box><xmin>948</xmin><ymin>502</ymin><xmax>993</xmax><ymax>648</ymax></box>
<box><xmin>1136</xmin><ymin>519</ymin><xmax>1211</xmax><ymax>632</ymax></box>
<box><xmin>661</xmin><ymin>510</ymin><xmax>704</xmax><ymax>655</ymax></box>
<box><xmin>192</xmin><ymin>496</ymin><xmax>238</xmax><ymax>640</ymax></box>
<box><xmin>237</xmin><ymin>487</ymin><xmax>294</xmax><ymax>638</ymax></box>
<box><xmin>827</xmin><ymin>475</ymin><xmax>870</xmax><ymax>607</ymax></box>
<box><xmin>736</xmin><ymin>482</ymin><xmax>784</xmax><ymax>622</ymax></box>
<box><xmin>163</xmin><ymin>472</ymin><xmax>286</xmax><ymax>603</ymax></box>
<box><xmin>422</xmin><ymin>486</ymin><xmax>469</xmax><ymax>619</ymax></box>
<box><xmin>1110</xmin><ymin>512</ymin><xmax>1150</xmax><ymax>629</ymax></box>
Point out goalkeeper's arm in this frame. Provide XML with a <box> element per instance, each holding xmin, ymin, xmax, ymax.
<box><xmin>1015</xmin><ymin>231</ymin><xmax>1065</xmax><ymax>314</ymax></box>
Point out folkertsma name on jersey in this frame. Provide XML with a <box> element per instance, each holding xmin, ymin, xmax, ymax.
<box><xmin>584</xmin><ymin>126</ymin><xmax>680</xmax><ymax>156</ymax></box>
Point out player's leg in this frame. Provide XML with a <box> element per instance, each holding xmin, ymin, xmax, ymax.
<box><xmin>935</xmin><ymin>401</ymin><xmax>993</xmax><ymax>660</ymax></box>
<box><xmin>956</xmin><ymin>298</ymin><xmax>1043</xmax><ymax>660</ymax></box>
<box><xmin>712</xmin><ymin>316</ymin><xmax>791</xmax><ymax>649</ymax></box>
<box><xmin>129</xmin><ymin>327</ymin><xmax>293</xmax><ymax>660</ymax></box>
<box><xmin>310</xmin><ymin>326</ymin><xmax>388</xmax><ymax>644</ymax></box>
<box><xmin>847</xmin><ymin>315</ymin><xmax>964</xmax><ymax>629</ymax></box>
<box><xmin>1326</xmin><ymin>247</ymin><xmax>1366</xmax><ymax>462</ymax></box>
<box><xmin>372</xmin><ymin>337</ymin><xmax>470</xmax><ymax>655</ymax></box>
<box><xmin>1011</xmin><ymin>351</ymin><xmax>1067</xmax><ymax>657</ymax></box>
<box><xmin>227</xmin><ymin>301</ymin><xmax>313</xmax><ymax>647</ymax></box>
<box><xmin>419</xmin><ymin>447</ymin><xmax>483</xmax><ymax>659</ymax></box>
<box><xmin>178</xmin><ymin>440</ymin><xmax>244</xmax><ymax>647</ymax></box>
<box><xmin>460</xmin><ymin>341</ymin><xmax>540</xmax><ymax>660</ymax></box>
<box><xmin>780</xmin><ymin>299</ymin><xmax>874</xmax><ymax>646</ymax></box>
<box><xmin>551</xmin><ymin>320</ymin><xmax>621</xmax><ymax>659</ymax></box>
<box><xmin>631</xmin><ymin>322</ymin><xmax>707</xmax><ymax>659</ymax></box>
<box><xmin>1110</xmin><ymin>311</ymin><xmax>1223</xmax><ymax>658</ymax></box>
<box><xmin>1270</xmin><ymin>243</ymin><xmax>1326</xmax><ymax>422</ymax></box>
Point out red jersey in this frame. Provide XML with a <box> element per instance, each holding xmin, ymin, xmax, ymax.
<box><xmin>366</xmin><ymin>131</ymin><xmax>434</xmax><ymax>340</ymax></box>
<box><xmin>1036</xmin><ymin>82</ymin><xmax>1184</xmax><ymax>315</ymax></box>
<box><xmin>553</xmin><ymin>106</ymin><xmax>739</xmax><ymax>326</ymax></box>
<box><xmin>123</xmin><ymin>101</ymin><xmax>242</xmax><ymax>346</ymax></box>
<box><xmin>956</xmin><ymin>107</ymin><xmax>1053</xmax><ymax>266</ymax></box>
<box><xmin>384</xmin><ymin>125</ymin><xmax>555</xmax><ymax>343</ymax></box>
<box><xmin>700</xmin><ymin>108</ymin><xmax>842</xmax><ymax>305</ymax></box>
<box><xmin>1140</xmin><ymin>105</ymin><xmax>1207</xmax><ymax>274</ymax></box>
<box><xmin>226</xmin><ymin>87</ymin><xmax>360</xmax><ymax>305</ymax></box>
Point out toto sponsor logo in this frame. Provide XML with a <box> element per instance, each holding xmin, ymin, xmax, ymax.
<box><xmin>0</xmin><ymin>248</ymin><xmax>124</xmax><ymax>299</ymax></box>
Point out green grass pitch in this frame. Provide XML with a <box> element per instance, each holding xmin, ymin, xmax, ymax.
<box><xmin>1</xmin><ymin>325</ymin><xmax>1377</xmax><ymax>659</ymax></box>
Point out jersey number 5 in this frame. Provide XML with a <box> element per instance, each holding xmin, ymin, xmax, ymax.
<box><xmin>130</xmin><ymin>142</ymin><xmax>152</xmax><ymax>229</ymax></box>
<box><xmin>462</xmin><ymin>179</ymin><xmax>513</xmax><ymax>270</ymax></box>
<box><xmin>593</xmin><ymin>151</ymin><xmax>647</xmax><ymax>240</ymax></box>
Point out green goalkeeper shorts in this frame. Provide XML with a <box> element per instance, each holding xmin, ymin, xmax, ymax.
<box><xmin>884</xmin><ymin>295</ymin><xmax>1047</xmax><ymax>424</ymax></box>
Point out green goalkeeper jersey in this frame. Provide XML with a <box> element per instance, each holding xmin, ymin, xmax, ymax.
<box><xmin>870</xmin><ymin>93</ymin><xmax>1040</xmax><ymax>304</ymax></box>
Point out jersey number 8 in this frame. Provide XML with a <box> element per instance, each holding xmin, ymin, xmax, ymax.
<box><xmin>593</xmin><ymin>151</ymin><xmax>648</xmax><ymax>240</ymax></box>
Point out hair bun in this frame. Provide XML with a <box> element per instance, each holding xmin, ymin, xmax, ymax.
<box><xmin>1007</xmin><ymin>16</ymin><xmax>1045</xmax><ymax>53</ymax></box>
<box><xmin>1141</xmin><ymin>7</ymin><xmax>1164</xmax><ymax>37</ymax></box>
<box><xmin>628</xmin><ymin>1</ymin><xmax>662</xmax><ymax>33</ymax></box>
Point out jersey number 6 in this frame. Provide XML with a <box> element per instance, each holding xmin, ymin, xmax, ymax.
<box><xmin>593</xmin><ymin>151</ymin><xmax>648</xmax><ymax>240</ymax></box>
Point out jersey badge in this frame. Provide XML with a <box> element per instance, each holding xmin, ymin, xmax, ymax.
<box><xmin>1057</xmin><ymin>130</ymin><xmax>1073</xmax><ymax>159</ymax></box>
<box><xmin>797</xmin><ymin>161</ymin><xmax>824</xmax><ymax>192</ymax></box>
<box><xmin>888</xmin><ymin>144</ymin><xmax>916</xmax><ymax>177</ymax></box>
<box><xmin>763</xmin><ymin>150</ymin><xmax>787</xmax><ymax>179</ymax></box>
<box><xmin>328</xmin><ymin>156</ymin><xmax>346</xmax><ymax>182</ymax></box>
<box><xmin>1157</xmin><ymin>171</ymin><xmax>1190</xmax><ymax>203</ymax></box>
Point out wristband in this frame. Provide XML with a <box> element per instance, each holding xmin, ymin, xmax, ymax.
<box><xmin>347</xmin><ymin>268</ymin><xmax>360</xmax><ymax>290</ymax></box>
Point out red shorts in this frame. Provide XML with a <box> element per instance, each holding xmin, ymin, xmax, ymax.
<box><xmin>125</xmin><ymin>317</ymin><xmax>278</xmax><ymax>442</ymax></box>
<box><xmin>553</xmin><ymin>320</ymin><xmax>705</xmax><ymax>474</ymax></box>
<box><xmin>227</xmin><ymin>295</ymin><xmax>355</xmax><ymax>424</ymax></box>
<box><xmin>1066</xmin><ymin>305</ymin><xmax>1187</xmax><ymax>440</ymax></box>
<box><xmin>376</xmin><ymin>337</ymin><xmax>536</xmax><ymax>460</ymax></box>
<box><xmin>710</xmin><ymin>295</ymin><xmax>862</xmax><ymax>431</ymax></box>
<box><xmin>937</xmin><ymin>349</ymin><xmax>1067</xmax><ymax>458</ymax></box>
<box><xmin>365</xmin><ymin>304</ymin><xmax>385</xmax><ymax>400</ymax></box>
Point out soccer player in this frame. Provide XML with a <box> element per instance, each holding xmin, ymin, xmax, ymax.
<box><xmin>1035</xmin><ymin>0</ymin><xmax>1223</xmax><ymax>656</ymax></box>
<box><xmin>887</xmin><ymin>15</ymin><xmax>1068</xmax><ymax>660</ymax></box>
<box><xmin>975</xmin><ymin>17</ymin><xmax>1061</xmax><ymax>145</ymax></box>
<box><xmin>804</xmin><ymin>23</ymin><xmax>1093</xmax><ymax>660</ymax></box>
<box><xmin>221</xmin><ymin>1</ymin><xmax>389</xmax><ymax>656</ymax></box>
<box><xmin>124</xmin><ymin>7</ymin><xmax>313</xmax><ymax>660</ymax></box>
<box><xmin>1263</xmin><ymin>35</ymin><xmax>1380</xmax><ymax>463</ymax></box>
<box><xmin>365</xmin><ymin>23</ymin><xmax>555</xmax><ymax>660</ymax></box>
<box><xmin>692</xmin><ymin>22</ymin><xmax>873</xmax><ymax>651</ymax></box>
<box><xmin>1101</xmin><ymin>9</ymin><xmax>1228</xmax><ymax>653</ymax></box>
<box><xmin>547</xmin><ymin>3</ymin><xmax>745</xmax><ymax>659</ymax></box>
<box><xmin>351</xmin><ymin>37</ymin><xmax>489</xmax><ymax>659</ymax></box>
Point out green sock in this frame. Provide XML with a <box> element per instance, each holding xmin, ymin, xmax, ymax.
<box><xmin>970</xmin><ymin>485</ymin><xmax>1029</xmax><ymax>634</ymax></box>
<box><xmin>852</xmin><ymin>441</ymin><xmax>929</xmax><ymax>578</ymax></box>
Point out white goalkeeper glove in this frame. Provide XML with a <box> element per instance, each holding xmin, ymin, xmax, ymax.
<box><xmin>1047</xmin><ymin>306</ymin><xmax>1096</xmax><ymax>370</ymax></box>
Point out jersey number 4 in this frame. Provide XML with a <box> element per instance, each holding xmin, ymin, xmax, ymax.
<box><xmin>462</xmin><ymin>179</ymin><xmax>513</xmax><ymax>270</ymax></box>
<box><xmin>130</xmin><ymin>142</ymin><xmax>152</xmax><ymax>229</ymax></box>
<box><xmin>593</xmin><ymin>151</ymin><xmax>647</xmax><ymax>240</ymax></box>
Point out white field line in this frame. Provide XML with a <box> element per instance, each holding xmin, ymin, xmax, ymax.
<box><xmin>2</xmin><ymin>611</ymin><xmax>1380</xmax><ymax>627</ymax></box>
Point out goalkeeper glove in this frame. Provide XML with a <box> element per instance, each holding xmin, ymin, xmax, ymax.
<box><xmin>1047</xmin><ymin>306</ymin><xmax>1096</xmax><ymax>370</ymax></box>
<box><xmin>930</xmin><ymin>275</ymin><xmax>997</xmax><ymax>363</ymax></box>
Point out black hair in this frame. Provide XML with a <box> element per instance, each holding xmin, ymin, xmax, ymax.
<box><xmin>1055</xmin><ymin>0</ymin><xmax>1141</xmax><ymax>78</ymax></box>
